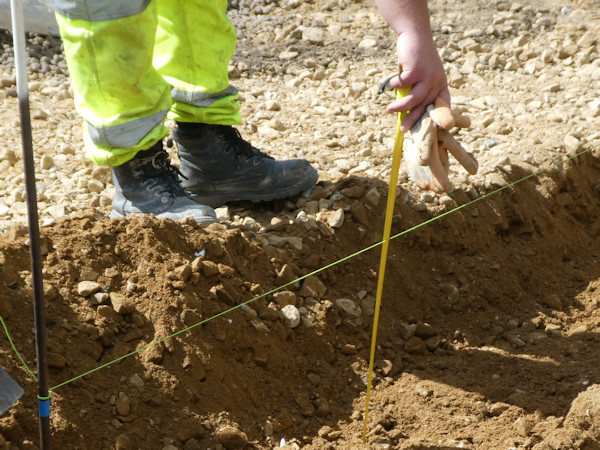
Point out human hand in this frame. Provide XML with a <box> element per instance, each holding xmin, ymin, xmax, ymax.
<box><xmin>386</xmin><ymin>32</ymin><xmax>449</xmax><ymax>132</ymax></box>
<box><xmin>403</xmin><ymin>97</ymin><xmax>477</xmax><ymax>193</ymax></box>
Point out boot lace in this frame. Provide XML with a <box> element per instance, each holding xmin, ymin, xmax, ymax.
<box><xmin>216</xmin><ymin>125</ymin><xmax>274</xmax><ymax>162</ymax></box>
<box><xmin>132</xmin><ymin>150</ymin><xmax>187</xmax><ymax>198</ymax></box>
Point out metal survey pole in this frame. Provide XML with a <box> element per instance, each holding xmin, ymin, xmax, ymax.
<box><xmin>10</xmin><ymin>0</ymin><xmax>51</xmax><ymax>448</ymax></box>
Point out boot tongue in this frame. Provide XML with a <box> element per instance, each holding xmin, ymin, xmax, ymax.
<box><xmin>216</xmin><ymin>126</ymin><xmax>274</xmax><ymax>161</ymax></box>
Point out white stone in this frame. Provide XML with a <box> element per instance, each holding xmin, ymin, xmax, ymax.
<box><xmin>326</xmin><ymin>208</ymin><xmax>345</xmax><ymax>228</ymax></box>
<box><xmin>280</xmin><ymin>305</ymin><xmax>301</xmax><ymax>328</ymax></box>
<box><xmin>302</xmin><ymin>27</ymin><xmax>325</xmax><ymax>45</ymax></box>
<box><xmin>358</xmin><ymin>38</ymin><xmax>377</xmax><ymax>49</ymax></box>
<box><xmin>279</xmin><ymin>50</ymin><xmax>299</xmax><ymax>61</ymax></box>
<box><xmin>77</xmin><ymin>281</ymin><xmax>102</xmax><ymax>297</ymax></box>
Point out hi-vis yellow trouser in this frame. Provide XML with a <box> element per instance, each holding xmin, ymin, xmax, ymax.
<box><xmin>55</xmin><ymin>0</ymin><xmax>242</xmax><ymax>166</ymax></box>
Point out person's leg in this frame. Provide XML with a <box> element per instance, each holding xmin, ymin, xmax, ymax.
<box><xmin>55</xmin><ymin>0</ymin><xmax>171</xmax><ymax>166</ymax></box>
<box><xmin>54</xmin><ymin>0</ymin><xmax>217</xmax><ymax>224</ymax></box>
<box><xmin>154</xmin><ymin>0</ymin><xmax>318</xmax><ymax>207</ymax></box>
<box><xmin>154</xmin><ymin>0</ymin><xmax>241</xmax><ymax>125</ymax></box>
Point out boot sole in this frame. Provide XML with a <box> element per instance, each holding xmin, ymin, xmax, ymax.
<box><xmin>109</xmin><ymin>208</ymin><xmax>218</xmax><ymax>226</ymax></box>
<box><xmin>186</xmin><ymin>171</ymin><xmax>319</xmax><ymax>207</ymax></box>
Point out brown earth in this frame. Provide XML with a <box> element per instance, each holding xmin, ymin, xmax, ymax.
<box><xmin>1</xmin><ymin>0</ymin><xmax>600</xmax><ymax>449</ymax></box>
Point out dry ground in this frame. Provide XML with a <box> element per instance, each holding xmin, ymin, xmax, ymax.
<box><xmin>0</xmin><ymin>0</ymin><xmax>600</xmax><ymax>449</ymax></box>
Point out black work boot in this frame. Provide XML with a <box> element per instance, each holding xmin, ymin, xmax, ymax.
<box><xmin>173</xmin><ymin>123</ymin><xmax>318</xmax><ymax>207</ymax></box>
<box><xmin>110</xmin><ymin>141</ymin><xmax>218</xmax><ymax>225</ymax></box>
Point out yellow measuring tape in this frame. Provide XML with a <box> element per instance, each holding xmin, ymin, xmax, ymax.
<box><xmin>363</xmin><ymin>83</ymin><xmax>410</xmax><ymax>443</ymax></box>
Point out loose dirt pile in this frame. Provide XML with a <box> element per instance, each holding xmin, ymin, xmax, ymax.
<box><xmin>0</xmin><ymin>0</ymin><xmax>599</xmax><ymax>449</ymax></box>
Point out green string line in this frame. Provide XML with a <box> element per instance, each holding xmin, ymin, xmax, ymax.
<box><xmin>1</xmin><ymin>147</ymin><xmax>594</xmax><ymax>393</ymax></box>
<box><xmin>0</xmin><ymin>315</ymin><xmax>38</xmax><ymax>382</ymax></box>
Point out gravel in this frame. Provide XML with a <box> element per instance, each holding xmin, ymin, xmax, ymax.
<box><xmin>0</xmin><ymin>1</ymin><xmax>598</xmax><ymax>235</ymax></box>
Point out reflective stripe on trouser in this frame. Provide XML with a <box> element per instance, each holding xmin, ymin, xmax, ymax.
<box><xmin>55</xmin><ymin>0</ymin><xmax>241</xmax><ymax>166</ymax></box>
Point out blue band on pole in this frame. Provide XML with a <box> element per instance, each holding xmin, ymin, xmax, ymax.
<box><xmin>38</xmin><ymin>398</ymin><xmax>50</xmax><ymax>417</ymax></box>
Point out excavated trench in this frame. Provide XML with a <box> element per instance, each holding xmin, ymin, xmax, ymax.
<box><xmin>1</xmin><ymin>148</ymin><xmax>600</xmax><ymax>448</ymax></box>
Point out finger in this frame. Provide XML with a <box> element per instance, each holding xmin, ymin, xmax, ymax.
<box><xmin>428</xmin><ymin>139</ymin><xmax>453</xmax><ymax>193</ymax></box>
<box><xmin>417</xmin><ymin>118</ymin><xmax>435</xmax><ymax>166</ymax></box>
<box><xmin>452</xmin><ymin>111</ymin><xmax>471</xmax><ymax>128</ymax></box>
<box><xmin>387</xmin><ymin>73</ymin><xmax>409</xmax><ymax>90</ymax></box>
<box><xmin>438</xmin><ymin>144</ymin><xmax>450</xmax><ymax>173</ymax></box>
<box><xmin>430</xmin><ymin>97</ymin><xmax>455</xmax><ymax>130</ymax></box>
<box><xmin>388</xmin><ymin>80</ymin><xmax>429</xmax><ymax>112</ymax></box>
<box><xmin>438</xmin><ymin>129</ymin><xmax>479</xmax><ymax>174</ymax></box>
<box><xmin>399</xmin><ymin>105</ymin><xmax>427</xmax><ymax>132</ymax></box>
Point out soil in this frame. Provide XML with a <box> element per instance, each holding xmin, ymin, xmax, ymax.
<box><xmin>1</xmin><ymin>0</ymin><xmax>600</xmax><ymax>449</ymax></box>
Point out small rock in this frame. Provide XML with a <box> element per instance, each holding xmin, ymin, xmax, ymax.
<box><xmin>129</xmin><ymin>374</ymin><xmax>145</xmax><ymax>393</ymax></box>
<box><xmin>350</xmin><ymin>201</ymin><xmax>369</xmax><ymax>227</ymax></box>
<box><xmin>340</xmin><ymin>344</ymin><xmax>357</xmax><ymax>355</ymax></box>
<box><xmin>77</xmin><ymin>281</ymin><xmax>102</xmax><ymax>297</ymax></box>
<box><xmin>217</xmin><ymin>425</ymin><xmax>248</xmax><ymax>450</ymax></box>
<box><xmin>564</xmin><ymin>134</ymin><xmax>583</xmax><ymax>153</ymax></box>
<box><xmin>46</xmin><ymin>204</ymin><xmax>66</xmax><ymax>219</ymax></box>
<box><xmin>44</xmin><ymin>284</ymin><xmax>58</xmax><ymax>301</ymax></box>
<box><xmin>240</xmin><ymin>304</ymin><xmax>257</xmax><ymax>320</ymax></box>
<box><xmin>0</xmin><ymin>149</ymin><xmax>18</xmax><ymax>165</ymax></box>
<box><xmin>280</xmin><ymin>304</ymin><xmax>301</xmax><ymax>328</ymax></box>
<box><xmin>326</xmin><ymin>208</ymin><xmax>345</xmax><ymax>228</ymax></box>
<box><xmin>267</xmin><ymin>235</ymin><xmax>303</xmax><ymax>250</ymax></box>
<box><xmin>80</xmin><ymin>270</ymin><xmax>100</xmax><ymax>282</ymax></box>
<box><xmin>542</xmin><ymin>294</ymin><xmax>563</xmax><ymax>309</ymax></box>
<box><xmin>415</xmin><ymin>323</ymin><xmax>438</xmax><ymax>339</ymax></box>
<box><xmin>276</xmin><ymin>264</ymin><xmax>296</xmax><ymax>285</ymax></box>
<box><xmin>0</xmin><ymin>75</ymin><xmax>16</xmax><ymax>88</ymax></box>
<box><xmin>335</xmin><ymin>298</ymin><xmax>362</xmax><ymax>318</ymax></box>
<box><xmin>40</xmin><ymin>154</ymin><xmax>54</xmax><ymax>170</ymax></box>
<box><xmin>318</xmin><ymin>425</ymin><xmax>333</xmax><ymax>438</ymax></box>
<box><xmin>358</xmin><ymin>38</ymin><xmax>377</xmax><ymax>49</ymax></box>
<box><xmin>218</xmin><ymin>264</ymin><xmax>236</xmax><ymax>277</ymax></box>
<box><xmin>273</xmin><ymin>291</ymin><xmax>297</xmax><ymax>307</ymax></box>
<box><xmin>173</xmin><ymin>264</ymin><xmax>192</xmax><ymax>281</ymax></box>
<box><xmin>250</xmin><ymin>319</ymin><xmax>270</xmax><ymax>333</ymax></box>
<box><xmin>302</xmin><ymin>27</ymin><xmax>325</xmax><ymax>45</ymax></box>
<box><xmin>279</xmin><ymin>50</ymin><xmax>299</xmax><ymax>60</ymax></box>
<box><xmin>264</xmin><ymin>420</ymin><xmax>274</xmax><ymax>437</ymax></box>
<box><xmin>515</xmin><ymin>417</ymin><xmax>534</xmax><ymax>436</ymax></box>
<box><xmin>488</xmin><ymin>402</ymin><xmax>510</xmax><ymax>416</ymax></box>
<box><xmin>439</xmin><ymin>195</ymin><xmax>454</xmax><ymax>207</ymax></box>
<box><xmin>298</xmin><ymin>276</ymin><xmax>327</xmax><ymax>299</ymax></box>
<box><xmin>420</xmin><ymin>192</ymin><xmax>435</xmax><ymax>203</ymax></box>
<box><xmin>115</xmin><ymin>434</ymin><xmax>133</xmax><ymax>450</ymax></box>
<box><xmin>110</xmin><ymin>293</ymin><xmax>136</xmax><ymax>314</ymax></box>
<box><xmin>404</xmin><ymin>336</ymin><xmax>428</xmax><ymax>355</ymax></box>
<box><xmin>364</xmin><ymin>187</ymin><xmax>380</xmax><ymax>206</ymax></box>
<box><xmin>201</xmin><ymin>260</ymin><xmax>220</xmax><ymax>277</ymax></box>
<box><xmin>360</xmin><ymin>297</ymin><xmax>375</xmax><ymax>316</ymax></box>
<box><xmin>32</xmin><ymin>109</ymin><xmax>48</xmax><ymax>120</ymax></box>
<box><xmin>340</xmin><ymin>186</ymin><xmax>365</xmax><ymax>199</ymax></box>
<box><xmin>375</xmin><ymin>359</ymin><xmax>393</xmax><ymax>376</ymax></box>
<box><xmin>115</xmin><ymin>392</ymin><xmax>131</xmax><ymax>416</ymax></box>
